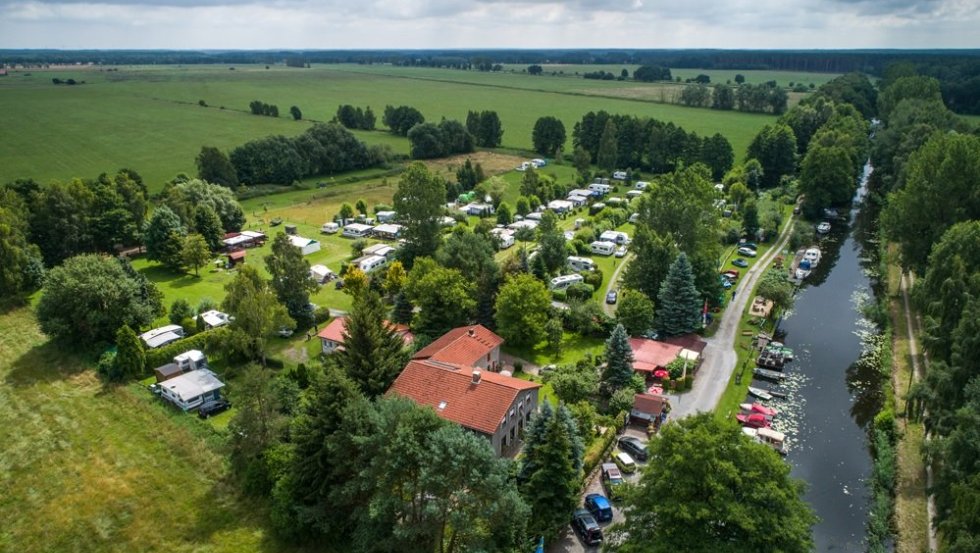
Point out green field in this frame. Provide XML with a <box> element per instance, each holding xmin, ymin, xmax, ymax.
<box><xmin>0</xmin><ymin>307</ymin><xmax>314</xmax><ymax>553</ymax></box>
<box><xmin>500</xmin><ymin>64</ymin><xmax>840</xmax><ymax>88</ymax></box>
<box><xmin>0</xmin><ymin>64</ymin><xmax>780</xmax><ymax>191</ymax></box>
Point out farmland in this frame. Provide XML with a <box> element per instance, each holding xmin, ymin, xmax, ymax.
<box><xmin>0</xmin><ymin>63</ymin><xmax>786</xmax><ymax>191</ymax></box>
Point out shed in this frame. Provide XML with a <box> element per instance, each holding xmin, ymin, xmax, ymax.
<box><xmin>631</xmin><ymin>393</ymin><xmax>671</xmax><ymax>424</ymax></box>
<box><xmin>376</xmin><ymin>210</ymin><xmax>397</xmax><ymax>223</ymax></box>
<box><xmin>547</xmin><ymin>200</ymin><xmax>574</xmax><ymax>213</ymax></box>
<box><xmin>288</xmin><ymin>235</ymin><xmax>321</xmax><ymax>256</ymax></box>
<box><xmin>749</xmin><ymin>296</ymin><xmax>774</xmax><ymax>318</ymax></box>
<box><xmin>310</xmin><ymin>264</ymin><xmax>336</xmax><ymax>283</ymax></box>
<box><xmin>226</xmin><ymin>249</ymin><xmax>246</xmax><ymax>266</ymax></box>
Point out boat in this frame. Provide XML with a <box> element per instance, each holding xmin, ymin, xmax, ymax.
<box><xmin>816</xmin><ymin>221</ymin><xmax>831</xmax><ymax>234</ymax></box>
<box><xmin>748</xmin><ymin>387</ymin><xmax>773</xmax><ymax>401</ymax></box>
<box><xmin>754</xmin><ymin>368</ymin><xmax>787</xmax><ymax>381</ymax></box>
<box><xmin>742</xmin><ymin>427</ymin><xmax>762</xmax><ymax>443</ymax></box>
<box><xmin>803</xmin><ymin>247</ymin><xmax>821</xmax><ymax>267</ymax></box>
<box><xmin>740</xmin><ymin>402</ymin><xmax>778</xmax><ymax>418</ymax></box>
<box><xmin>757</xmin><ymin>427</ymin><xmax>788</xmax><ymax>455</ymax></box>
<box><xmin>769</xmin><ymin>390</ymin><xmax>788</xmax><ymax>399</ymax></box>
<box><xmin>795</xmin><ymin>259</ymin><xmax>812</xmax><ymax>280</ymax></box>
<box><xmin>736</xmin><ymin>413</ymin><xmax>772</xmax><ymax>429</ymax></box>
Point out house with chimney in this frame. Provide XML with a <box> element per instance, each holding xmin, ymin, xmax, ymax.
<box><xmin>388</xmin><ymin>325</ymin><xmax>540</xmax><ymax>456</ymax></box>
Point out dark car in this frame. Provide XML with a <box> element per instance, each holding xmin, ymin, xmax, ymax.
<box><xmin>619</xmin><ymin>436</ymin><xmax>649</xmax><ymax>461</ymax></box>
<box><xmin>198</xmin><ymin>398</ymin><xmax>231</xmax><ymax>419</ymax></box>
<box><xmin>732</xmin><ymin>257</ymin><xmax>749</xmax><ymax>268</ymax></box>
<box><xmin>584</xmin><ymin>493</ymin><xmax>613</xmax><ymax>522</ymax></box>
<box><xmin>571</xmin><ymin>508</ymin><xmax>603</xmax><ymax>546</ymax></box>
<box><xmin>605</xmin><ymin>290</ymin><xmax>618</xmax><ymax>304</ymax></box>
<box><xmin>740</xmin><ymin>241</ymin><xmax>758</xmax><ymax>250</ymax></box>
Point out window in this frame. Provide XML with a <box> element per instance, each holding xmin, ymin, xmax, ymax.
<box><xmin>437</xmin><ymin>401</ymin><xmax>447</xmax><ymax>411</ymax></box>
<box><xmin>509</xmin><ymin>408</ymin><xmax>515</xmax><ymax>419</ymax></box>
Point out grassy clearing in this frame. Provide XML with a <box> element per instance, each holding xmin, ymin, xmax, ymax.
<box><xmin>886</xmin><ymin>250</ymin><xmax>931</xmax><ymax>553</ymax></box>
<box><xmin>0</xmin><ymin>307</ymin><xmax>313</xmax><ymax>553</ymax></box>
<box><xmin>504</xmin><ymin>332</ymin><xmax>605</xmax><ymax>369</ymax></box>
<box><xmin>0</xmin><ymin>64</ymin><xmax>774</xmax><ymax>190</ymax></box>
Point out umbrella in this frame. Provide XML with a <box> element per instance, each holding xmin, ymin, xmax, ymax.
<box><xmin>647</xmin><ymin>386</ymin><xmax>663</xmax><ymax>395</ymax></box>
<box><xmin>653</xmin><ymin>369</ymin><xmax>669</xmax><ymax>379</ymax></box>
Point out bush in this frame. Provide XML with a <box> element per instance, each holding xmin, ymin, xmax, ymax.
<box><xmin>571</xmin><ymin>239</ymin><xmax>590</xmax><ymax>256</ymax></box>
<box><xmin>551</xmin><ymin>289</ymin><xmax>568</xmax><ymax>302</ymax></box>
<box><xmin>313</xmin><ymin>307</ymin><xmax>331</xmax><ymax>325</ymax></box>
<box><xmin>566</xmin><ymin>282</ymin><xmax>594</xmax><ymax>300</ymax></box>
<box><xmin>581</xmin><ymin>411</ymin><xmax>628</xmax><ymax>479</ymax></box>
<box><xmin>96</xmin><ymin>351</ymin><xmax>118</xmax><ymax>381</ymax></box>
<box><xmin>144</xmin><ymin>327</ymin><xmax>230</xmax><ymax>370</ymax></box>
<box><xmin>169</xmin><ymin>299</ymin><xmax>194</xmax><ymax>325</ymax></box>
<box><xmin>180</xmin><ymin>316</ymin><xmax>198</xmax><ymax>336</ymax></box>
<box><xmin>582</xmin><ymin>269</ymin><xmax>603</xmax><ymax>290</ymax></box>
<box><xmin>873</xmin><ymin>408</ymin><xmax>898</xmax><ymax>445</ymax></box>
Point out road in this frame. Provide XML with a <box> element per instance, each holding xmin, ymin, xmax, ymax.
<box><xmin>602</xmin><ymin>253</ymin><xmax>633</xmax><ymax>316</ymax></box>
<box><xmin>663</xmin><ymin>216</ymin><xmax>796</xmax><ymax>418</ymax></box>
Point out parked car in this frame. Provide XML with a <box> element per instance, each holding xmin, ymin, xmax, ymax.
<box><xmin>738</xmin><ymin>246</ymin><xmax>757</xmax><ymax>257</ymax></box>
<box><xmin>571</xmin><ymin>508</ymin><xmax>603</xmax><ymax>546</ymax></box>
<box><xmin>601</xmin><ymin>463</ymin><xmax>626</xmax><ymax>501</ymax></box>
<box><xmin>740</xmin><ymin>242</ymin><xmax>758</xmax><ymax>250</ymax></box>
<box><xmin>198</xmin><ymin>398</ymin><xmax>231</xmax><ymax>419</ymax></box>
<box><xmin>619</xmin><ymin>436</ymin><xmax>649</xmax><ymax>461</ymax></box>
<box><xmin>722</xmin><ymin>269</ymin><xmax>740</xmax><ymax>280</ymax></box>
<box><xmin>613</xmin><ymin>451</ymin><xmax>637</xmax><ymax>474</ymax></box>
<box><xmin>277</xmin><ymin>327</ymin><xmax>294</xmax><ymax>338</ymax></box>
<box><xmin>615</xmin><ymin>246</ymin><xmax>627</xmax><ymax>258</ymax></box>
<box><xmin>584</xmin><ymin>493</ymin><xmax>614</xmax><ymax>522</ymax></box>
<box><xmin>606</xmin><ymin>290</ymin><xmax>618</xmax><ymax>304</ymax></box>
<box><xmin>720</xmin><ymin>277</ymin><xmax>732</xmax><ymax>289</ymax></box>
<box><xmin>732</xmin><ymin>258</ymin><xmax>749</xmax><ymax>268</ymax></box>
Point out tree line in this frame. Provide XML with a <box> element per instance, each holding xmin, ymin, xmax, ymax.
<box><xmin>249</xmin><ymin>100</ymin><xmax>279</xmax><ymax>117</ymax></box>
<box><xmin>679</xmin><ymin>82</ymin><xmax>789</xmax><ymax>114</ymax></box>
<box><xmin>335</xmin><ymin>104</ymin><xmax>376</xmax><ymax>130</ymax></box>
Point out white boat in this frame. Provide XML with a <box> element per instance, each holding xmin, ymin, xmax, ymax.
<box><xmin>816</xmin><ymin>221</ymin><xmax>832</xmax><ymax>234</ymax></box>
<box><xmin>757</xmin><ymin>427</ymin><xmax>788</xmax><ymax>455</ymax></box>
<box><xmin>803</xmin><ymin>247</ymin><xmax>821</xmax><ymax>267</ymax></box>
<box><xmin>748</xmin><ymin>387</ymin><xmax>773</xmax><ymax>401</ymax></box>
<box><xmin>795</xmin><ymin>259</ymin><xmax>812</xmax><ymax>280</ymax></box>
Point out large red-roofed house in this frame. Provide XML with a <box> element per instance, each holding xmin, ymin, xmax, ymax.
<box><xmin>389</xmin><ymin>325</ymin><xmax>539</xmax><ymax>456</ymax></box>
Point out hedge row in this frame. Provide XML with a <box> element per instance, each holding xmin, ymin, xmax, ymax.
<box><xmin>581</xmin><ymin>411</ymin><xmax>628</xmax><ymax>483</ymax></box>
<box><xmin>144</xmin><ymin>327</ymin><xmax>231</xmax><ymax>370</ymax></box>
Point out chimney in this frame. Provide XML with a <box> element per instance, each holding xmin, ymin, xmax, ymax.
<box><xmin>467</xmin><ymin>328</ymin><xmax>476</xmax><ymax>337</ymax></box>
<box><xmin>471</xmin><ymin>369</ymin><xmax>481</xmax><ymax>384</ymax></box>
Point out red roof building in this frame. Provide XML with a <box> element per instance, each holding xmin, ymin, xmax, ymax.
<box><xmin>629</xmin><ymin>338</ymin><xmax>684</xmax><ymax>373</ymax></box>
<box><xmin>413</xmin><ymin>324</ymin><xmax>504</xmax><ymax>370</ymax></box>
<box><xmin>317</xmin><ymin>316</ymin><xmax>414</xmax><ymax>355</ymax></box>
<box><xmin>631</xmin><ymin>392</ymin><xmax>671</xmax><ymax>425</ymax></box>
<box><xmin>389</xmin><ymin>359</ymin><xmax>540</xmax><ymax>456</ymax></box>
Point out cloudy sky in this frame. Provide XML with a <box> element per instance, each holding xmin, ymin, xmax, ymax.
<box><xmin>0</xmin><ymin>0</ymin><xmax>977</xmax><ymax>49</ymax></box>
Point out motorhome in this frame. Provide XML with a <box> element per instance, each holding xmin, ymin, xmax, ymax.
<box><xmin>342</xmin><ymin>223</ymin><xmax>374</xmax><ymax>238</ymax></box>
<box><xmin>599</xmin><ymin>230</ymin><xmax>630</xmax><ymax>245</ymax></box>
<box><xmin>321</xmin><ymin>222</ymin><xmax>340</xmax><ymax>234</ymax></box>
<box><xmin>354</xmin><ymin>255</ymin><xmax>387</xmax><ymax>273</ymax></box>
<box><xmin>567</xmin><ymin>256</ymin><xmax>596</xmax><ymax>272</ymax></box>
<box><xmin>612</xmin><ymin>171</ymin><xmax>628</xmax><ymax>180</ymax></box>
<box><xmin>549</xmin><ymin>274</ymin><xmax>585</xmax><ymax>290</ymax></box>
<box><xmin>590</xmin><ymin>241</ymin><xmax>617</xmax><ymax>256</ymax></box>
<box><xmin>634</xmin><ymin>181</ymin><xmax>650</xmax><ymax>190</ymax></box>
<box><xmin>626</xmin><ymin>190</ymin><xmax>643</xmax><ymax>200</ymax></box>
<box><xmin>588</xmin><ymin>183</ymin><xmax>612</xmax><ymax>196</ymax></box>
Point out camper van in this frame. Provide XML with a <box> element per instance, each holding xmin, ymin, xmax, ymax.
<box><xmin>588</xmin><ymin>183</ymin><xmax>612</xmax><ymax>196</ymax></box>
<box><xmin>549</xmin><ymin>274</ymin><xmax>585</xmax><ymax>290</ymax></box>
<box><xmin>321</xmin><ymin>222</ymin><xmax>340</xmax><ymax>234</ymax></box>
<box><xmin>590</xmin><ymin>241</ymin><xmax>617</xmax><ymax>256</ymax></box>
<box><xmin>567</xmin><ymin>256</ymin><xmax>596</xmax><ymax>272</ymax></box>
<box><xmin>612</xmin><ymin>171</ymin><xmax>628</xmax><ymax>180</ymax></box>
<box><xmin>599</xmin><ymin>230</ymin><xmax>630</xmax><ymax>245</ymax></box>
<box><xmin>355</xmin><ymin>255</ymin><xmax>388</xmax><ymax>274</ymax></box>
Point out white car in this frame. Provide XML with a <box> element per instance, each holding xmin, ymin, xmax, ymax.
<box><xmin>615</xmin><ymin>246</ymin><xmax>627</xmax><ymax>258</ymax></box>
<box><xmin>738</xmin><ymin>246</ymin><xmax>757</xmax><ymax>257</ymax></box>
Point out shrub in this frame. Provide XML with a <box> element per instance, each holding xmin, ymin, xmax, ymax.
<box><xmin>552</xmin><ymin>289</ymin><xmax>568</xmax><ymax>302</ymax></box>
<box><xmin>583</xmin><ymin>268</ymin><xmax>603</xmax><ymax>290</ymax></box>
<box><xmin>169</xmin><ymin>299</ymin><xmax>194</xmax><ymax>325</ymax></box>
<box><xmin>96</xmin><ymin>351</ymin><xmax>118</xmax><ymax>381</ymax></box>
<box><xmin>566</xmin><ymin>282</ymin><xmax>594</xmax><ymax>301</ymax></box>
<box><xmin>144</xmin><ymin>327</ymin><xmax>230</xmax><ymax>370</ymax></box>
<box><xmin>313</xmin><ymin>307</ymin><xmax>331</xmax><ymax>325</ymax></box>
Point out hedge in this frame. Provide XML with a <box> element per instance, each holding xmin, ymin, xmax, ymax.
<box><xmin>581</xmin><ymin>411</ymin><xmax>628</xmax><ymax>483</ymax></box>
<box><xmin>144</xmin><ymin>327</ymin><xmax>231</xmax><ymax>370</ymax></box>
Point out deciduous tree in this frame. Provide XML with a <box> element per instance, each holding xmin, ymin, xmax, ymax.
<box><xmin>394</xmin><ymin>163</ymin><xmax>446</xmax><ymax>266</ymax></box>
<box><xmin>196</xmin><ymin>146</ymin><xmax>240</xmax><ymax>188</ymax></box>
<box><xmin>616</xmin><ymin>289</ymin><xmax>655</xmax><ymax>336</ymax></box>
<box><xmin>222</xmin><ymin>265</ymin><xmax>293</xmax><ymax>364</ymax></box>
<box><xmin>181</xmin><ymin>234</ymin><xmax>211</xmax><ymax>276</ymax></box>
<box><xmin>532</xmin><ymin>116</ymin><xmax>567</xmax><ymax>157</ymax></box>
<box><xmin>265</xmin><ymin>232</ymin><xmax>318</xmax><ymax>328</ymax></box>
<box><xmin>404</xmin><ymin>258</ymin><xmax>474</xmax><ymax>339</ymax></box>
<box><xmin>494</xmin><ymin>273</ymin><xmax>551</xmax><ymax>349</ymax></box>
<box><xmin>747</xmin><ymin>123</ymin><xmax>798</xmax><ymax>188</ymax></box>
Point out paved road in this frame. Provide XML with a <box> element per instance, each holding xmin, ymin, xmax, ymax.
<box><xmin>662</xmin><ymin>216</ymin><xmax>796</xmax><ymax>418</ymax></box>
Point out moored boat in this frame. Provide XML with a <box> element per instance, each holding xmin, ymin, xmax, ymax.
<box><xmin>816</xmin><ymin>221</ymin><xmax>831</xmax><ymax>234</ymax></box>
<box><xmin>740</xmin><ymin>402</ymin><xmax>778</xmax><ymax>418</ymax></box>
<box><xmin>736</xmin><ymin>413</ymin><xmax>772</xmax><ymax>428</ymax></box>
<box><xmin>757</xmin><ymin>427</ymin><xmax>788</xmax><ymax>455</ymax></box>
<box><xmin>748</xmin><ymin>386</ymin><xmax>773</xmax><ymax>401</ymax></box>
<box><xmin>754</xmin><ymin>368</ymin><xmax>787</xmax><ymax>381</ymax></box>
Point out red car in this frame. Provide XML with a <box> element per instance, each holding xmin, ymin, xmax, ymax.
<box><xmin>736</xmin><ymin>413</ymin><xmax>772</xmax><ymax>429</ymax></box>
<box><xmin>740</xmin><ymin>402</ymin><xmax>778</xmax><ymax>418</ymax></box>
<box><xmin>722</xmin><ymin>269</ymin><xmax>739</xmax><ymax>281</ymax></box>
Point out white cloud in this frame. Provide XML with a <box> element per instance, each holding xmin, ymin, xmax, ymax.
<box><xmin>0</xmin><ymin>0</ymin><xmax>977</xmax><ymax>48</ymax></box>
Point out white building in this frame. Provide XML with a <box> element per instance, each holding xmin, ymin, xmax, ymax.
<box><xmin>198</xmin><ymin>310</ymin><xmax>232</xmax><ymax>329</ymax></box>
<box><xmin>310</xmin><ymin>264</ymin><xmax>337</xmax><ymax>284</ymax></box>
<box><xmin>159</xmin><ymin>369</ymin><xmax>225</xmax><ymax>411</ymax></box>
<box><xmin>288</xmin><ymin>235</ymin><xmax>321</xmax><ymax>256</ymax></box>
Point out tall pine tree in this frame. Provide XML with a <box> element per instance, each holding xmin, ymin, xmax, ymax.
<box><xmin>113</xmin><ymin>324</ymin><xmax>146</xmax><ymax>381</ymax></box>
<box><xmin>335</xmin><ymin>290</ymin><xmax>410</xmax><ymax>397</ymax></box>
<box><xmin>520</xmin><ymin>403</ymin><xmax>582</xmax><ymax>540</ymax></box>
<box><xmin>655</xmin><ymin>252</ymin><xmax>703</xmax><ymax>336</ymax></box>
<box><xmin>602</xmin><ymin>323</ymin><xmax>635</xmax><ymax>395</ymax></box>
<box><xmin>265</xmin><ymin>232</ymin><xmax>318</xmax><ymax>328</ymax></box>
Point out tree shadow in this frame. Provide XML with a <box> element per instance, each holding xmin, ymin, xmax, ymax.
<box><xmin>4</xmin><ymin>338</ymin><xmax>91</xmax><ymax>388</ymax></box>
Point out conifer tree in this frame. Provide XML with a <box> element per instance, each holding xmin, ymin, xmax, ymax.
<box><xmin>112</xmin><ymin>324</ymin><xmax>146</xmax><ymax>381</ymax></box>
<box><xmin>521</xmin><ymin>403</ymin><xmax>582</xmax><ymax>539</ymax></box>
<box><xmin>602</xmin><ymin>323</ymin><xmax>635</xmax><ymax>395</ymax></box>
<box><xmin>335</xmin><ymin>290</ymin><xmax>410</xmax><ymax>397</ymax></box>
<box><xmin>391</xmin><ymin>291</ymin><xmax>414</xmax><ymax>325</ymax></box>
<box><xmin>193</xmin><ymin>204</ymin><xmax>225</xmax><ymax>251</ymax></box>
<box><xmin>655</xmin><ymin>252</ymin><xmax>703</xmax><ymax>336</ymax></box>
<box><xmin>519</xmin><ymin>401</ymin><xmax>553</xmax><ymax>483</ymax></box>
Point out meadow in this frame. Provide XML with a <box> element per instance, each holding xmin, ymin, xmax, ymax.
<box><xmin>0</xmin><ymin>63</ymin><xmax>782</xmax><ymax>191</ymax></box>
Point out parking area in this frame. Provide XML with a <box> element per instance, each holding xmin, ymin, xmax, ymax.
<box><xmin>548</xmin><ymin>425</ymin><xmax>650</xmax><ymax>553</ymax></box>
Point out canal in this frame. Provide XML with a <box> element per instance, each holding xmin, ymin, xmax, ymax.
<box><xmin>760</xmin><ymin>162</ymin><xmax>883</xmax><ymax>551</ymax></box>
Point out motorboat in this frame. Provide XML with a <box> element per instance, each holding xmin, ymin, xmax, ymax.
<box><xmin>754</xmin><ymin>368</ymin><xmax>787</xmax><ymax>381</ymax></box>
<box><xmin>736</xmin><ymin>413</ymin><xmax>772</xmax><ymax>429</ymax></box>
<box><xmin>816</xmin><ymin>221</ymin><xmax>831</xmax><ymax>234</ymax></box>
<box><xmin>740</xmin><ymin>402</ymin><xmax>778</xmax><ymax>418</ymax></box>
<box><xmin>795</xmin><ymin>259</ymin><xmax>812</xmax><ymax>280</ymax></box>
<box><xmin>766</xmin><ymin>343</ymin><xmax>794</xmax><ymax>361</ymax></box>
<box><xmin>742</xmin><ymin>427</ymin><xmax>762</xmax><ymax>442</ymax></box>
<box><xmin>748</xmin><ymin>387</ymin><xmax>773</xmax><ymax>401</ymax></box>
<box><xmin>757</xmin><ymin>427</ymin><xmax>788</xmax><ymax>455</ymax></box>
<box><xmin>803</xmin><ymin>247</ymin><xmax>821</xmax><ymax>267</ymax></box>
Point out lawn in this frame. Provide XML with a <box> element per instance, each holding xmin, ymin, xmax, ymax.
<box><xmin>0</xmin><ymin>306</ymin><xmax>317</xmax><ymax>553</ymax></box>
<box><xmin>0</xmin><ymin>63</ymin><xmax>775</xmax><ymax>191</ymax></box>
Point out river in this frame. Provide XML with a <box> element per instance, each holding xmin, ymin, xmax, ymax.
<box><xmin>755</xmin><ymin>162</ymin><xmax>883</xmax><ymax>551</ymax></box>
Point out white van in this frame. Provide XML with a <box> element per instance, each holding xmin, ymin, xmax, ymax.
<box><xmin>588</xmin><ymin>183</ymin><xmax>612</xmax><ymax>196</ymax></box>
<box><xmin>567</xmin><ymin>256</ymin><xmax>596</xmax><ymax>272</ymax></box>
<box><xmin>549</xmin><ymin>274</ymin><xmax>584</xmax><ymax>290</ymax></box>
<box><xmin>590</xmin><ymin>241</ymin><xmax>616</xmax><ymax>256</ymax></box>
<box><xmin>612</xmin><ymin>171</ymin><xmax>628</xmax><ymax>180</ymax></box>
<box><xmin>321</xmin><ymin>222</ymin><xmax>340</xmax><ymax>234</ymax></box>
<box><xmin>600</xmin><ymin>230</ymin><xmax>630</xmax><ymax>245</ymax></box>
<box><xmin>634</xmin><ymin>181</ymin><xmax>650</xmax><ymax>190</ymax></box>
<box><xmin>356</xmin><ymin>255</ymin><xmax>387</xmax><ymax>273</ymax></box>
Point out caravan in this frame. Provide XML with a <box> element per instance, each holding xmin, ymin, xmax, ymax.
<box><xmin>567</xmin><ymin>256</ymin><xmax>596</xmax><ymax>272</ymax></box>
<box><xmin>588</xmin><ymin>183</ymin><xmax>612</xmax><ymax>196</ymax></box>
<box><xmin>549</xmin><ymin>274</ymin><xmax>585</xmax><ymax>290</ymax></box>
<box><xmin>599</xmin><ymin>230</ymin><xmax>630</xmax><ymax>245</ymax></box>
<box><xmin>590</xmin><ymin>241</ymin><xmax>617</xmax><ymax>256</ymax></box>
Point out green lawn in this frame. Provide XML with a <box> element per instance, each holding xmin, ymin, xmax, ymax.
<box><xmin>498</xmin><ymin>64</ymin><xmax>841</xmax><ymax>89</ymax></box>
<box><xmin>0</xmin><ymin>307</ymin><xmax>316</xmax><ymax>553</ymax></box>
<box><xmin>0</xmin><ymin>64</ymin><xmax>775</xmax><ymax>191</ymax></box>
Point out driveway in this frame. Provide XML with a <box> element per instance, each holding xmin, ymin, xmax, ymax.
<box><xmin>602</xmin><ymin>253</ymin><xmax>632</xmax><ymax>317</ymax></box>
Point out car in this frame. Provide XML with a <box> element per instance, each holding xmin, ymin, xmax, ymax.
<box><xmin>277</xmin><ymin>327</ymin><xmax>294</xmax><ymax>338</ymax></box>
<box><xmin>740</xmin><ymin>242</ymin><xmax>758</xmax><ymax>250</ymax></box>
<box><xmin>643</xmin><ymin>329</ymin><xmax>661</xmax><ymax>341</ymax></box>
<box><xmin>198</xmin><ymin>398</ymin><xmax>231</xmax><ymax>418</ymax></box>
<box><xmin>738</xmin><ymin>246</ymin><xmax>757</xmax><ymax>257</ymax></box>
<box><xmin>601</xmin><ymin>463</ymin><xmax>626</xmax><ymax>500</ymax></box>
<box><xmin>732</xmin><ymin>258</ymin><xmax>749</xmax><ymax>268</ymax></box>
<box><xmin>584</xmin><ymin>493</ymin><xmax>614</xmax><ymax>522</ymax></box>
<box><xmin>606</xmin><ymin>290</ymin><xmax>618</xmax><ymax>304</ymax></box>
<box><xmin>615</xmin><ymin>246</ymin><xmax>627</xmax><ymax>258</ymax></box>
<box><xmin>148</xmin><ymin>383</ymin><xmax>162</xmax><ymax>396</ymax></box>
<box><xmin>720</xmin><ymin>277</ymin><xmax>732</xmax><ymax>289</ymax></box>
<box><xmin>613</xmin><ymin>451</ymin><xmax>637</xmax><ymax>474</ymax></box>
<box><xmin>619</xmin><ymin>436</ymin><xmax>649</xmax><ymax>461</ymax></box>
<box><xmin>722</xmin><ymin>270</ymin><xmax>739</xmax><ymax>281</ymax></box>
<box><xmin>571</xmin><ymin>508</ymin><xmax>603</xmax><ymax>546</ymax></box>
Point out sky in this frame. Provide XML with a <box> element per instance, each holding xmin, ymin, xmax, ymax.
<box><xmin>0</xmin><ymin>0</ymin><xmax>977</xmax><ymax>50</ymax></box>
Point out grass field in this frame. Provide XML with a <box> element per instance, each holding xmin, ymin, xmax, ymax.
<box><xmin>0</xmin><ymin>63</ymin><xmax>779</xmax><ymax>191</ymax></box>
<box><xmin>0</xmin><ymin>306</ymin><xmax>315</xmax><ymax>553</ymax></box>
<box><xmin>499</xmin><ymin>64</ymin><xmax>841</xmax><ymax>89</ymax></box>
